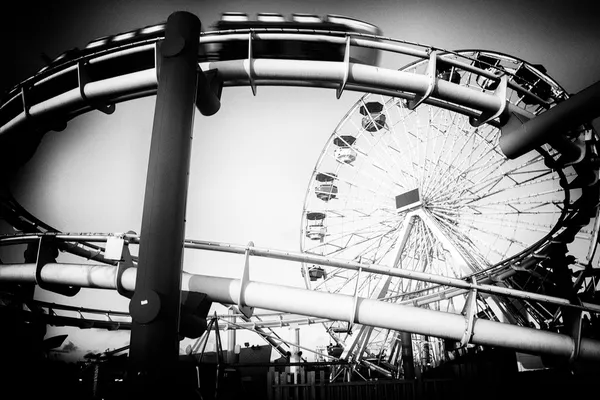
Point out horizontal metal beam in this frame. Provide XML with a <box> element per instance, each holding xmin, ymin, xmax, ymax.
<box><xmin>185</xmin><ymin>240</ymin><xmax>600</xmax><ymax>313</ymax></box>
<box><xmin>1</xmin><ymin>262</ymin><xmax>599</xmax><ymax>362</ymax></box>
<box><xmin>1</xmin><ymin>234</ymin><xmax>597</xmax><ymax>313</ymax></box>
<box><xmin>17</xmin><ymin>304</ymin><xmax>330</xmax><ymax>332</ymax></box>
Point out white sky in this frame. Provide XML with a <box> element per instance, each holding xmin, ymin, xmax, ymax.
<box><xmin>1</xmin><ymin>0</ymin><xmax>599</xmax><ymax>361</ymax></box>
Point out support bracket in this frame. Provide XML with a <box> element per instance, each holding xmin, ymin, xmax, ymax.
<box><xmin>459</xmin><ymin>277</ymin><xmax>478</xmax><ymax>347</ymax></box>
<box><xmin>115</xmin><ymin>242</ymin><xmax>135</xmax><ymax>299</ymax></box>
<box><xmin>408</xmin><ymin>50</ymin><xmax>438</xmax><ymax>110</ymax></box>
<box><xmin>77</xmin><ymin>60</ymin><xmax>115</xmax><ymax>115</ymax></box>
<box><xmin>349</xmin><ymin>266</ymin><xmax>362</xmax><ymax>325</ymax></box>
<box><xmin>469</xmin><ymin>75</ymin><xmax>507</xmax><ymax>127</ymax></box>
<box><xmin>564</xmin><ymin>298</ymin><xmax>583</xmax><ymax>363</ymax></box>
<box><xmin>195</xmin><ymin>68</ymin><xmax>223</xmax><ymax>116</ymax></box>
<box><xmin>337</xmin><ymin>36</ymin><xmax>351</xmax><ymax>99</ymax></box>
<box><xmin>35</xmin><ymin>235</ymin><xmax>80</xmax><ymax>297</ymax></box>
<box><xmin>247</xmin><ymin>32</ymin><xmax>257</xmax><ymax>96</ymax></box>
<box><xmin>105</xmin><ymin>235</ymin><xmax>125</xmax><ymax>261</ymax></box>
<box><xmin>238</xmin><ymin>241</ymin><xmax>255</xmax><ymax>318</ymax></box>
<box><xmin>154</xmin><ymin>42</ymin><xmax>162</xmax><ymax>82</ymax></box>
<box><xmin>20</xmin><ymin>86</ymin><xmax>32</xmax><ymax>122</ymax></box>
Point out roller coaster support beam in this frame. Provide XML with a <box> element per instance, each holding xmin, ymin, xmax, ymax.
<box><xmin>126</xmin><ymin>11</ymin><xmax>205</xmax><ymax>397</ymax></box>
<box><xmin>3</xmin><ymin>263</ymin><xmax>600</xmax><ymax>363</ymax></box>
<box><xmin>401</xmin><ymin>331</ymin><xmax>415</xmax><ymax>379</ymax></box>
<box><xmin>499</xmin><ymin>80</ymin><xmax>600</xmax><ymax>159</ymax></box>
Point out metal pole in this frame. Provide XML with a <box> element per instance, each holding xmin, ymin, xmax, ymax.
<box><xmin>499</xmin><ymin>80</ymin><xmax>600</xmax><ymax>159</ymax></box>
<box><xmin>290</xmin><ymin>326</ymin><xmax>301</xmax><ymax>376</ymax></box>
<box><xmin>227</xmin><ymin>307</ymin><xmax>236</xmax><ymax>363</ymax></box>
<box><xmin>126</xmin><ymin>11</ymin><xmax>200</xmax><ymax>394</ymax></box>
<box><xmin>401</xmin><ymin>332</ymin><xmax>415</xmax><ymax>379</ymax></box>
<box><xmin>92</xmin><ymin>363</ymin><xmax>100</xmax><ymax>399</ymax></box>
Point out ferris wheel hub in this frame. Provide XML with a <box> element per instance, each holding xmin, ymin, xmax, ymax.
<box><xmin>395</xmin><ymin>188</ymin><xmax>422</xmax><ymax>213</ymax></box>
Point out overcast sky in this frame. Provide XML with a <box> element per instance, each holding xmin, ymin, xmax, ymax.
<box><xmin>1</xmin><ymin>0</ymin><xmax>599</xmax><ymax>361</ymax></box>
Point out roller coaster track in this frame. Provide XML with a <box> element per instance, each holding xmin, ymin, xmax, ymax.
<box><xmin>1</xmin><ymin>25</ymin><xmax>599</xmax><ymax>367</ymax></box>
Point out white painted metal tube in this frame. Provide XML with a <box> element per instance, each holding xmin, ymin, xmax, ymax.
<box><xmin>0</xmin><ymin>70</ymin><xmax>158</xmax><ymax>136</ymax></box>
<box><xmin>1</xmin><ymin>262</ymin><xmax>599</xmax><ymax>361</ymax></box>
<box><xmin>187</xmin><ymin>274</ymin><xmax>599</xmax><ymax>361</ymax></box>
<box><xmin>204</xmin><ymin>59</ymin><xmax>503</xmax><ymax>112</ymax></box>
<box><xmin>186</xmin><ymin>240</ymin><xmax>600</xmax><ymax>313</ymax></box>
<box><xmin>1</xmin><ymin>59</ymin><xmax>532</xmax><ymax>137</ymax></box>
<box><xmin>2</xmin><ymin>234</ymin><xmax>595</xmax><ymax>312</ymax></box>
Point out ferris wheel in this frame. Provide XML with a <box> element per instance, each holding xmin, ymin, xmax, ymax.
<box><xmin>300</xmin><ymin>50</ymin><xmax>598</xmax><ymax>371</ymax></box>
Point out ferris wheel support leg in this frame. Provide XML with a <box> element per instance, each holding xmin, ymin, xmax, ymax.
<box><xmin>127</xmin><ymin>11</ymin><xmax>202</xmax><ymax>397</ymax></box>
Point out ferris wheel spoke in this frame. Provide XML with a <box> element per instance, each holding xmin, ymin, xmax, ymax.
<box><xmin>304</xmin><ymin>221</ymin><xmax>401</xmax><ymax>260</ymax></box>
<box><xmin>431</xmin><ymin>211</ymin><xmax>542</xmax><ymax>249</ymax></box>
<box><xmin>393</xmin><ymin>103</ymin><xmax>424</xmax><ymax>188</ymax></box>
<box><xmin>418</xmin><ymin>116</ymin><xmax>451</xmax><ymax>196</ymax></box>
<box><xmin>375</xmin><ymin>97</ymin><xmax>423</xmax><ymax>189</ymax></box>
<box><xmin>477</xmin><ymin>170</ymin><xmax>567</xmax><ymax>198</ymax></box>
<box><xmin>462</xmin><ymin>229</ymin><xmax>518</xmax><ymax>261</ymax></box>
<box><xmin>420</xmin><ymin>117</ymin><xmax>473</xmax><ymax>197</ymax></box>
<box><xmin>420</xmin><ymin>112</ymin><xmax>462</xmax><ymax>195</ymax></box>
<box><xmin>319</xmin><ymin>199</ymin><xmax>397</xmax><ymax>216</ymax></box>
<box><xmin>349</xmin><ymin>114</ymin><xmax>416</xmax><ymax>193</ymax></box>
<box><xmin>466</xmin><ymin>187</ymin><xmax>566</xmax><ymax>210</ymax></box>
<box><xmin>425</xmin><ymin>118</ymin><xmax>485</xmax><ymax>195</ymax></box>
<box><xmin>321</xmin><ymin>160</ymin><xmax>399</xmax><ymax>200</ymax></box>
<box><xmin>443</xmin><ymin>152</ymin><xmax>548</xmax><ymax>200</ymax></box>
<box><xmin>425</xmin><ymin>140</ymin><xmax>502</xmax><ymax>202</ymax></box>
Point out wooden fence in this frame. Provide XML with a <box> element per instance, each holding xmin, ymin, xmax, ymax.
<box><xmin>266</xmin><ymin>368</ymin><xmax>469</xmax><ymax>400</ymax></box>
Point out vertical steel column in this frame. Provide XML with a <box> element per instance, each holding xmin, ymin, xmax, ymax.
<box><xmin>401</xmin><ymin>331</ymin><xmax>415</xmax><ymax>379</ymax></box>
<box><xmin>227</xmin><ymin>307</ymin><xmax>237</xmax><ymax>364</ymax></box>
<box><xmin>127</xmin><ymin>11</ymin><xmax>200</xmax><ymax>392</ymax></box>
<box><xmin>290</xmin><ymin>326</ymin><xmax>301</xmax><ymax>376</ymax></box>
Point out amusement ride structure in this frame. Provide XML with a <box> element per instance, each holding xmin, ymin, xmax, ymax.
<box><xmin>1</xmin><ymin>9</ymin><xmax>600</xmax><ymax>396</ymax></box>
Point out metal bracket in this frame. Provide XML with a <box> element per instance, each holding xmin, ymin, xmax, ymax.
<box><xmin>238</xmin><ymin>241</ymin><xmax>254</xmax><ymax>318</ymax></box>
<box><xmin>551</xmin><ymin>135</ymin><xmax>587</xmax><ymax>167</ymax></box>
<box><xmin>105</xmin><ymin>235</ymin><xmax>125</xmax><ymax>261</ymax></box>
<box><xmin>195</xmin><ymin>68</ymin><xmax>223</xmax><ymax>116</ymax></box>
<box><xmin>459</xmin><ymin>277</ymin><xmax>478</xmax><ymax>347</ymax></box>
<box><xmin>564</xmin><ymin>298</ymin><xmax>583</xmax><ymax>363</ymax></box>
<box><xmin>408</xmin><ymin>51</ymin><xmax>438</xmax><ymax>110</ymax></box>
<box><xmin>349</xmin><ymin>267</ymin><xmax>362</xmax><ymax>325</ymax></box>
<box><xmin>115</xmin><ymin>242</ymin><xmax>134</xmax><ymax>299</ymax></box>
<box><xmin>35</xmin><ymin>236</ymin><xmax>80</xmax><ymax>297</ymax></box>
<box><xmin>20</xmin><ymin>86</ymin><xmax>32</xmax><ymax>122</ymax></box>
<box><xmin>336</xmin><ymin>36</ymin><xmax>351</xmax><ymax>99</ymax></box>
<box><xmin>77</xmin><ymin>61</ymin><xmax>115</xmax><ymax>115</ymax></box>
<box><xmin>247</xmin><ymin>32</ymin><xmax>257</xmax><ymax>96</ymax></box>
<box><xmin>469</xmin><ymin>75</ymin><xmax>507</xmax><ymax>127</ymax></box>
<box><xmin>154</xmin><ymin>42</ymin><xmax>162</xmax><ymax>83</ymax></box>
